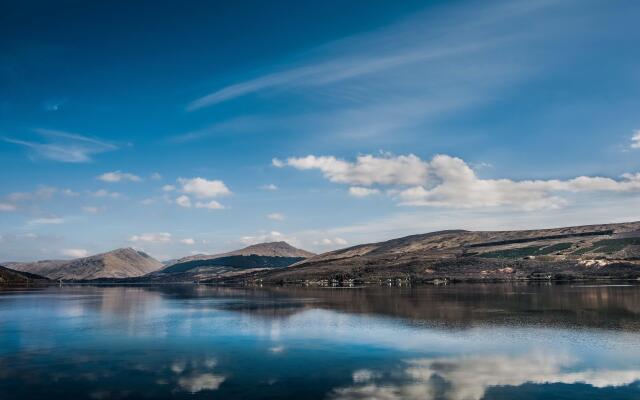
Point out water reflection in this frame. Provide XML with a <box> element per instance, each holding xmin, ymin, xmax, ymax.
<box><xmin>331</xmin><ymin>352</ymin><xmax>640</xmax><ymax>400</ymax></box>
<box><xmin>0</xmin><ymin>284</ymin><xmax>639</xmax><ymax>399</ymax></box>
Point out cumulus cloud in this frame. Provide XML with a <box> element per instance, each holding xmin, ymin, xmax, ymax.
<box><xmin>172</xmin><ymin>177</ymin><xmax>230</xmax><ymax>210</ymax></box>
<box><xmin>82</xmin><ymin>206</ymin><xmax>102</xmax><ymax>214</ymax></box>
<box><xmin>632</xmin><ymin>130</ymin><xmax>640</xmax><ymax>149</ymax></box>
<box><xmin>129</xmin><ymin>232</ymin><xmax>172</xmax><ymax>243</ymax></box>
<box><xmin>349</xmin><ymin>187</ymin><xmax>380</xmax><ymax>197</ymax></box>
<box><xmin>150</xmin><ymin>172</ymin><xmax>162</xmax><ymax>180</ymax></box>
<box><xmin>195</xmin><ymin>200</ymin><xmax>224</xmax><ymax>210</ymax></box>
<box><xmin>3</xmin><ymin>129</ymin><xmax>117</xmax><ymax>162</ymax></box>
<box><xmin>278</xmin><ymin>153</ymin><xmax>640</xmax><ymax>211</ymax></box>
<box><xmin>261</xmin><ymin>183</ymin><xmax>278</xmax><ymax>191</ymax></box>
<box><xmin>178</xmin><ymin>177</ymin><xmax>231</xmax><ymax>198</ymax></box>
<box><xmin>175</xmin><ymin>195</ymin><xmax>192</xmax><ymax>208</ymax></box>
<box><xmin>273</xmin><ymin>154</ymin><xmax>428</xmax><ymax>186</ymax></box>
<box><xmin>61</xmin><ymin>248</ymin><xmax>89</xmax><ymax>258</ymax></box>
<box><xmin>330</xmin><ymin>353</ymin><xmax>640</xmax><ymax>400</ymax></box>
<box><xmin>267</xmin><ymin>212</ymin><xmax>285</xmax><ymax>221</ymax></box>
<box><xmin>180</xmin><ymin>238</ymin><xmax>195</xmax><ymax>245</ymax></box>
<box><xmin>97</xmin><ymin>171</ymin><xmax>141</xmax><ymax>182</ymax></box>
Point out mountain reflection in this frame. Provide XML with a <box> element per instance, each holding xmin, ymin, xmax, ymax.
<box><xmin>133</xmin><ymin>283</ymin><xmax>640</xmax><ymax>330</ymax></box>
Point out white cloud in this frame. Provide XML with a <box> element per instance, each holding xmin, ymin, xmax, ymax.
<box><xmin>97</xmin><ymin>171</ymin><xmax>141</xmax><ymax>182</ymax></box>
<box><xmin>90</xmin><ymin>189</ymin><xmax>121</xmax><ymax>198</ymax></box>
<box><xmin>267</xmin><ymin>212</ymin><xmax>285</xmax><ymax>221</ymax></box>
<box><xmin>278</xmin><ymin>153</ymin><xmax>640</xmax><ymax>211</ymax></box>
<box><xmin>317</xmin><ymin>237</ymin><xmax>348</xmax><ymax>247</ymax></box>
<box><xmin>632</xmin><ymin>130</ymin><xmax>640</xmax><ymax>149</ymax></box>
<box><xmin>180</xmin><ymin>238</ymin><xmax>196</xmax><ymax>245</ymax></box>
<box><xmin>240</xmin><ymin>231</ymin><xmax>293</xmax><ymax>246</ymax></box>
<box><xmin>82</xmin><ymin>206</ymin><xmax>102</xmax><ymax>214</ymax></box>
<box><xmin>8</xmin><ymin>186</ymin><xmax>57</xmax><ymax>202</ymax></box>
<box><xmin>3</xmin><ymin>129</ymin><xmax>117</xmax><ymax>162</ymax></box>
<box><xmin>151</xmin><ymin>172</ymin><xmax>162</xmax><ymax>180</ymax></box>
<box><xmin>261</xmin><ymin>183</ymin><xmax>278</xmax><ymax>191</ymax></box>
<box><xmin>28</xmin><ymin>217</ymin><xmax>65</xmax><ymax>225</ymax></box>
<box><xmin>60</xmin><ymin>248</ymin><xmax>89</xmax><ymax>258</ymax></box>
<box><xmin>0</xmin><ymin>203</ymin><xmax>16</xmax><ymax>212</ymax></box>
<box><xmin>129</xmin><ymin>232</ymin><xmax>172</xmax><ymax>243</ymax></box>
<box><xmin>195</xmin><ymin>200</ymin><xmax>224</xmax><ymax>210</ymax></box>
<box><xmin>274</xmin><ymin>154</ymin><xmax>429</xmax><ymax>186</ymax></box>
<box><xmin>162</xmin><ymin>184</ymin><xmax>176</xmax><ymax>192</ymax></box>
<box><xmin>178</xmin><ymin>177</ymin><xmax>231</xmax><ymax>198</ymax></box>
<box><xmin>175</xmin><ymin>195</ymin><xmax>192</xmax><ymax>208</ymax></box>
<box><xmin>349</xmin><ymin>187</ymin><xmax>380</xmax><ymax>197</ymax></box>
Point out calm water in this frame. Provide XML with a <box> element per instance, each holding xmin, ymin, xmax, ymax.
<box><xmin>1</xmin><ymin>284</ymin><xmax>640</xmax><ymax>399</ymax></box>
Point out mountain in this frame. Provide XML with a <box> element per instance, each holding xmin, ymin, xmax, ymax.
<box><xmin>0</xmin><ymin>265</ymin><xmax>49</xmax><ymax>285</ymax></box>
<box><xmin>148</xmin><ymin>242</ymin><xmax>315</xmax><ymax>282</ymax></box>
<box><xmin>233</xmin><ymin>222</ymin><xmax>640</xmax><ymax>284</ymax></box>
<box><xmin>9</xmin><ymin>248</ymin><xmax>164</xmax><ymax>280</ymax></box>
<box><xmin>168</xmin><ymin>241</ymin><xmax>315</xmax><ymax>265</ymax></box>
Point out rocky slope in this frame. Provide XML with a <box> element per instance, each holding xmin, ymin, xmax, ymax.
<box><xmin>10</xmin><ymin>248</ymin><xmax>163</xmax><ymax>280</ymax></box>
<box><xmin>0</xmin><ymin>265</ymin><xmax>49</xmax><ymax>285</ymax></box>
<box><xmin>232</xmin><ymin>222</ymin><xmax>640</xmax><ymax>284</ymax></box>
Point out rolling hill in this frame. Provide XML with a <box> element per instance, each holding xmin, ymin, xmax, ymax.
<box><xmin>0</xmin><ymin>265</ymin><xmax>49</xmax><ymax>285</ymax></box>
<box><xmin>229</xmin><ymin>222</ymin><xmax>640</xmax><ymax>284</ymax></box>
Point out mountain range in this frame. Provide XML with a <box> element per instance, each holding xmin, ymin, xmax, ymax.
<box><xmin>234</xmin><ymin>221</ymin><xmax>640</xmax><ymax>284</ymax></box>
<box><xmin>4</xmin><ymin>222</ymin><xmax>640</xmax><ymax>285</ymax></box>
<box><xmin>7</xmin><ymin>248</ymin><xmax>164</xmax><ymax>280</ymax></box>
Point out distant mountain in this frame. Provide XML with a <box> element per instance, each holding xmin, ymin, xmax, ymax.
<box><xmin>236</xmin><ymin>222</ymin><xmax>640</xmax><ymax>284</ymax></box>
<box><xmin>147</xmin><ymin>242</ymin><xmax>315</xmax><ymax>282</ymax></box>
<box><xmin>169</xmin><ymin>241</ymin><xmax>315</xmax><ymax>265</ymax></box>
<box><xmin>0</xmin><ymin>265</ymin><xmax>49</xmax><ymax>285</ymax></box>
<box><xmin>10</xmin><ymin>248</ymin><xmax>163</xmax><ymax>280</ymax></box>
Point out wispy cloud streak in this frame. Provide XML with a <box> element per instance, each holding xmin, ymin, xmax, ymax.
<box><xmin>3</xmin><ymin>129</ymin><xmax>117</xmax><ymax>162</ymax></box>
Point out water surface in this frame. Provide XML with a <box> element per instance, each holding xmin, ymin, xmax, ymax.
<box><xmin>1</xmin><ymin>283</ymin><xmax>639</xmax><ymax>399</ymax></box>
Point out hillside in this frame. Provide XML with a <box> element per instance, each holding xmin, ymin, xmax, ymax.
<box><xmin>10</xmin><ymin>248</ymin><xmax>163</xmax><ymax>280</ymax></box>
<box><xmin>168</xmin><ymin>241</ymin><xmax>315</xmax><ymax>265</ymax></box>
<box><xmin>229</xmin><ymin>222</ymin><xmax>640</xmax><ymax>284</ymax></box>
<box><xmin>146</xmin><ymin>242</ymin><xmax>315</xmax><ymax>282</ymax></box>
<box><xmin>0</xmin><ymin>265</ymin><xmax>49</xmax><ymax>285</ymax></box>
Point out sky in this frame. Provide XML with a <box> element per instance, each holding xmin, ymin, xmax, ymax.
<box><xmin>1</xmin><ymin>0</ymin><xmax>640</xmax><ymax>261</ymax></box>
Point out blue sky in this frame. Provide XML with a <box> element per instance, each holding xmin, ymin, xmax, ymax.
<box><xmin>1</xmin><ymin>0</ymin><xmax>640</xmax><ymax>261</ymax></box>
